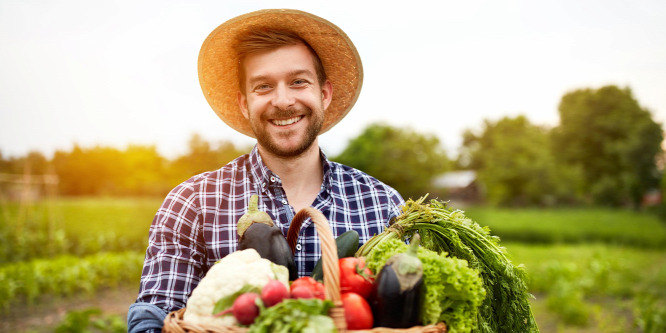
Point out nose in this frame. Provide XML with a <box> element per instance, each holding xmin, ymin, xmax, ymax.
<box><xmin>271</xmin><ymin>84</ymin><xmax>295</xmax><ymax>110</ymax></box>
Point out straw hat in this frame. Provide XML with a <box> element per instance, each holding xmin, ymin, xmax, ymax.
<box><xmin>198</xmin><ymin>9</ymin><xmax>363</xmax><ymax>138</ymax></box>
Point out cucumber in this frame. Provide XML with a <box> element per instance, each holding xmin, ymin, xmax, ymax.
<box><xmin>311</xmin><ymin>230</ymin><xmax>359</xmax><ymax>281</ymax></box>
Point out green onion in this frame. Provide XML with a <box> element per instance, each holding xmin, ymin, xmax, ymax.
<box><xmin>357</xmin><ymin>197</ymin><xmax>540</xmax><ymax>333</ymax></box>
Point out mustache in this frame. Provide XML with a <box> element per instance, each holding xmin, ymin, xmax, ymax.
<box><xmin>267</xmin><ymin>106</ymin><xmax>309</xmax><ymax>119</ymax></box>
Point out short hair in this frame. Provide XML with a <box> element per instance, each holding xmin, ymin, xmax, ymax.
<box><xmin>234</xmin><ymin>28</ymin><xmax>327</xmax><ymax>94</ymax></box>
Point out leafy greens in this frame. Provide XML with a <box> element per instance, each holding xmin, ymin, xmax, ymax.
<box><xmin>357</xmin><ymin>197</ymin><xmax>540</xmax><ymax>333</ymax></box>
<box><xmin>248</xmin><ymin>298</ymin><xmax>335</xmax><ymax>333</ymax></box>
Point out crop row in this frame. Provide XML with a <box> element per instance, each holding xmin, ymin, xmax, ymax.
<box><xmin>507</xmin><ymin>242</ymin><xmax>666</xmax><ymax>331</ymax></box>
<box><xmin>0</xmin><ymin>251</ymin><xmax>144</xmax><ymax>312</ymax></box>
<box><xmin>0</xmin><ymin>198</ymin><xmax>156</xmax><ymax>263</ymax></box>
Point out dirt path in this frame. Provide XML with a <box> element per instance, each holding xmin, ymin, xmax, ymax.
<box><xmin>1</xmin><ymin>285</ymin><xmax>139</xmax><ymax>333</ymax></box>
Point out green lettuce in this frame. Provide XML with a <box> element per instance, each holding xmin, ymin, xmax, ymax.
<box><xmin>366</xmin><ymin>239</ymin><xmax>486</xmax><ymax>333</ymax></box>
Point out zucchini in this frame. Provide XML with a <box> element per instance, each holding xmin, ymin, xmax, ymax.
<box><xmin>311</xmin><ymin>230</ymin><xmax>359</xmax><ymax>281</ymax></box>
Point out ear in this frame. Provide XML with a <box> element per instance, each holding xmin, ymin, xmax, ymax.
<box><xmin>237</xmin><ymin>91</ymin><xmax>249</xmax><ymax>119</ymax></box>
<box><xmin>321</xmin><ymin>80</ymin><xmax>333</xmax><ymax>111</ymax></box>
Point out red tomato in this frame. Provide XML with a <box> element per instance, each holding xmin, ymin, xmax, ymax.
<box><xmin>339</xmin><ymin>257</ymin><xmax>374</xmax><ymax>299</ymax></box>
<box><xmin>290</xmin><ymin>277</ymin><xmax>326</xmax><ymax>300</ymax></box>
<box><xmin>341</xmin><ymin>292</ymin><xmax>373</xmax><ymax>330</ymax></box>
<box><xmin>290</xmin><ymin>286</ymin><xmax>315</xmax><ymax>299</ymax></box>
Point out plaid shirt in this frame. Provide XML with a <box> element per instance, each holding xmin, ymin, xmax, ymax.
<box><xmin>135</xmin><ymin>145</ymin><xmax>404</xmax><ymax>314</ymax></box>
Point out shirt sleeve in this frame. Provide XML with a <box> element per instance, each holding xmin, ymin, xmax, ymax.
<box><xmin>127</xmin><ymin>302</ymin><xmax>167</xmax><ymax>333</ymax></box>
<box><xmin>386</xmin><ymin>186</ymin><xmax>406</xmax><ymax>225</ymax></box>
<box><xmin>135</xmin><ymin>179</ymin><xmax>207</xmax><ymax>314</ymax></box>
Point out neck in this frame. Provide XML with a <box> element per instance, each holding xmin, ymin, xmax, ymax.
<box><xmin>257</xmin><ymin>140</ymin><xmax>324</xmax><ymax>212</ymax></box>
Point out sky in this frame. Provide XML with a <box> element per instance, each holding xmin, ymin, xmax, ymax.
<box><xmin>1</xmin><ymin>0</ymin><xmax>665</xmax><ymax>159</ymax></box>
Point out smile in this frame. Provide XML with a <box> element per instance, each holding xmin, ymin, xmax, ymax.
<box><xmin>271</xmin><ymin>116</ymin><xmax>303</xmax><ymax>126</ymax></box>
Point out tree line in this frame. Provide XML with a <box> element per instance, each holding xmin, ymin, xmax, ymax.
<box><xmin>1</xmin><ymin>85</ymin><xmax>663</xmax><ymax>208</ymax></box>
<box><xmin>337</xmin><ymin>85</ymin><xmax>663</xmax><ymax>208</ymax></box>
<box><xmin>0</xmin><ymin>134</ymin><xmax>250</xmax><ymax>197</ymax></box>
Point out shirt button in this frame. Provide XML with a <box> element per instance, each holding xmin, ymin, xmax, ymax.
<box><xmin>281</xmin><ymin>199</ymin><xmax>288</xmax><ymax>205</ymax></box>
<box><xmin>296</xmin><ymin>244</ymin><xmax>302</xmax><ymax>251</ymax></box>
<box><xmin>270</xmin><ymin>176</ymin><xmax>276</xmax><ymax>182</ymax></box>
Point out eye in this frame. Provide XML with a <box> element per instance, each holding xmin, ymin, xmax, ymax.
<box><xmin>253</xmin><ymin>83</ymin><xmax>272</xmax><ymax>93</ymax></box>
<box><xmin>292</xmin><ymin>79</ymin><xmax>309</xmax><ymax>87</ymax></box>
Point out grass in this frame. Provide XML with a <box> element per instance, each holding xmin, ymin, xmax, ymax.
<box><xmin>52</xmin><ymin>197</ymin><xmax>160</xmax><ymax>253</ymax></box>
<box><xmin>0</xmin><ymin>197</ymin><xmax>161</xmax><ymax>262</ymax></box>
<box><xmin>53</xmin><ymin>197</ymin><xmax>161</xmax><ymax>237</ymax></box>
<box><xmin>505</xmin><ymin>242</ymin><xmax>666</xmax><ymax>298</ymax></box>
<box><xmin>463</xmin><ymin>206</ymin><xmax>666</xmax><ymax>248</ymax></box>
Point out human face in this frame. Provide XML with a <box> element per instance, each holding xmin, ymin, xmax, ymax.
<box><xmin>237</xmin><ymin>43</ymin><xmax>333</xmax><ymax>158</ymax></box>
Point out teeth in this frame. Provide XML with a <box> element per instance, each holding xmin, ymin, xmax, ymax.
<box><xmin>272</xmin><ymin>116</ymin><xmax>301</xmax><ymax>126</ymax></box>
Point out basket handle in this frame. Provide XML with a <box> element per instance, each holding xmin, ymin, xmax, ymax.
<box><xmin>291</xmin><ymin>207</ymin><xmax>347</xmax><ymax>331</ymax></box>
<box><xmin>286</xmin><ymin>212</ymin><xmax>303</xmax><ymax>255</ymax></box>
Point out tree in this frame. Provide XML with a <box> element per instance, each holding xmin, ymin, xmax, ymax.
<box><xmin>0</xmin><ymin>150</ymin><xmax>49</xmax><ymax>175</ymax></box>
<box><xmin>460</xmin><ymin>115</ymin><xmax>582</xmax><ymax>206</ymax></box>
<box><xmin>117</xmin><ymin>145</ymin><xmax>171</xmax><ymax>196</ymax></box>
<box><xmin>52</xmin><ymin>144</ymin><xmax>171</xmax><ymax>196</ymax></box>
<box><xmin>0</xmin><ymin>151</ymin><xmax>8</xmax><ymax>173</ymax></box>
<box><xmin>333</xmin><ymin>123</ymin><xmax>449</xmax><ymax>200</ymax></box>
<box><xmin>552</xmin><ymin>85</ymin><xmax>663</xmax><ymax>207</ymax></box>
<box><xmin>169</xmin><ymin>133</ymin><xmax>248</xmax><ymax>183</ymax></box>
<box><xmin>52</xmin><ymin>145</ymin><xmax>126</xmax><ymax>196</ymax></box>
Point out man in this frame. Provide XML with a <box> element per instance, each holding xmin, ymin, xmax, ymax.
<box><xmin>127</xmin><ymin>9</ymin><xmax>404</xmax><ymax>332</ymax></box>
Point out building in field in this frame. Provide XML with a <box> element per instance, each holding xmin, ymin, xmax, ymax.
<box><xmin>431</xmin><ymin>170</ymin><xmax>479</xmax><ymax>205</ymax></box>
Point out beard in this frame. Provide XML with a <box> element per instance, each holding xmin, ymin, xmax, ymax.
<box><xmin>250</xmin><ymin>105</ymin><xmax>324</xmax><ymax>158</ymax></box>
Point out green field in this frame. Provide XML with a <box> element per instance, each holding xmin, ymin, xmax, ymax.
<box><xmin>1</xmin><ymin>198</ymin><xmax>665</xmax><ymax>332</ymax></box>
<box><xmin>507</xmin><ymin>242</ymin><xmax>666</xmax><ymax>332</ymax></box>
<box><xmin>464</xmin><ymin>206</ymin><xmax>666</xmax><ymax>248</ymax></box>
<box><xmin>0</xmin><ymin>197</ymin><xmax>160</xmax><ymax>262</ymax></box>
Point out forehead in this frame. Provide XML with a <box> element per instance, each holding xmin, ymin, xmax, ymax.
<box><xmin>242</xmin><ymin>43</ymin><xmax>318</xmax><ymax>81</ymax></box>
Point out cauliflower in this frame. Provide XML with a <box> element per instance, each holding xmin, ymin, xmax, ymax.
<box><xmin>183</xmin><ymin>248</ymin><xmax>290</xmax><ymax>326</ymax></box>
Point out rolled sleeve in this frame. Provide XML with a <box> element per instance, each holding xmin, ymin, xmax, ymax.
<box><xmin>127</xmin><ymin>302</ymin><xmax>167</xmax><ymax>333</ymax></box>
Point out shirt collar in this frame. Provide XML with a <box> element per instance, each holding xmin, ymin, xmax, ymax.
<box><xmin>248</xmin><ymin>145</ymin><xmax>277</xmax><ymax>191</ymax></box>
<box><xmin>320</xmin><ymin>150</ymin><xmax>332</xmax><ymax>191</ymax></box>
<box><xmin>248</xmin><ymin>145</ymin><xmax>333</xmax><ymax>191</ymax></box>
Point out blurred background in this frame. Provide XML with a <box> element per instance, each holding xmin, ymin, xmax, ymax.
<box><xmin>1</xmin><ymin>1</ymin><xmax>665</xmax><ymax>332</ymax></box>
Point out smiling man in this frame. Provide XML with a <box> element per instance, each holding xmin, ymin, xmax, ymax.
<box><xmin>127</xmin><ymin>9</ymin><xmax>404</xmax><ymax>333</ymax></box>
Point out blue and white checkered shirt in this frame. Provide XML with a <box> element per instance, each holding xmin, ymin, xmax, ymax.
<box><xmin>134</xmin><ymin>145</ymin><xmax>404</xmax><ymax>316</ymax></box>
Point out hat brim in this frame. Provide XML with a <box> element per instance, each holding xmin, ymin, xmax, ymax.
<box><xmin>198</xmin><ymin>9</ymin><xmax>363</xmax><ymax>138</ymax></box>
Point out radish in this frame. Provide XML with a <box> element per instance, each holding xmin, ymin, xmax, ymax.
<box><xmin>214</xmin><ymin>292</ymin><xmax>260</xmax><ymax>325</ymax></box>
<box><xmin>261</xmin><ymin>279</ymin><xmax>289</xmax><ymax>307</ymax></box>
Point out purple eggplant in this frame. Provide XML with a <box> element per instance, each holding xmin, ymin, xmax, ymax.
<box><xmin>237</xmin><ymin>195</ymin><xmax>297</xmax><ymax>280</ymax></box>
<box><xmin>370</xmin><ymin>233</ymin><xmax>424</xmax><ymax>328</ymax></box>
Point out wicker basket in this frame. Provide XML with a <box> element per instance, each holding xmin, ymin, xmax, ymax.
<box><xmin>163</xmin><ymin>207</ymin><xmax>447</xmax><ymax>333</ymax></box>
